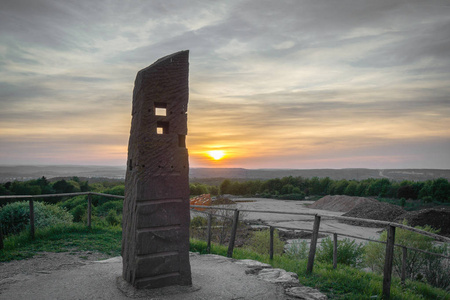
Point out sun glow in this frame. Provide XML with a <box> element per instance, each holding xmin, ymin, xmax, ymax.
<box><xmin>207</xmin><ymin>150</ymin><xmax>226</xmax><ymax>160</ymax></box>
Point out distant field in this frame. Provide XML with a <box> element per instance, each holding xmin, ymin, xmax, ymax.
<box><xmin>1</xmin><ymin>165</ymin><xmax>449</xmax><ymax>183</ymax></box>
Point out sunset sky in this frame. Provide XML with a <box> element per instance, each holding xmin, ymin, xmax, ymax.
<box><xmin>1</xmin><ymin>0</ymin><xmax>449</xmax><ymax>169</ymax></box>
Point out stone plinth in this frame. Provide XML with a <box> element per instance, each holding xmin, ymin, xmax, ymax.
<box><xmin>122</xmin><ymin>50</ymin><xmax>192</xmax><ymax>289</ymax></box>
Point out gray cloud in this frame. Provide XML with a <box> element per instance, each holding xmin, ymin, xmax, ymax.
<box><xmin>1</xmin><ymin>0</ymin><xmax>449</xmax><ymax>167</ymax></box>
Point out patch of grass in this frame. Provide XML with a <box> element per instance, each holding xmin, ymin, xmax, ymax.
<box><xmin>0</xmin><ymin>223</ymin><xmax>121</xmax><ymax>262</ymax></box>
<box><xmin>190</xmin><ymin>239</ymin><xmax>448</xmax><ymax>300</ymax></box>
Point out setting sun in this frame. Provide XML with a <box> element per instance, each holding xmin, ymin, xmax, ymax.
<box><xmin>207</xmin><ymin>150</ymin><xmax>226</xmax><ymax>160</ymax></box>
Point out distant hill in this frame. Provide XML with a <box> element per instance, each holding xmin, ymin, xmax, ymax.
<box><xmin>0</xmin><ymin>165</ymin><xmax>126</xmax><ymax>182</ymax></box>
<box><xmin>189</xmin><ymin>168</ymin><xmax>450</xmax><ymax>182</ymax></box>
<box><xmin>1</xmin><ymin>165</ymin><xmax>449</xmax><ymax>183</ymax></box>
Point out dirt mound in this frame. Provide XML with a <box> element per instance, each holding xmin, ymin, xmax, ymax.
<box><xmin>395</xmin><ymin>207</ymin><xmax>450</xmax><ymax>236</ymax></box>
<box><xmin>342</xmin><ymin>201</ymin><xmax>405</xmax><ymax>227</ymax></box>
<box><xmin>308</xmin><ymin>195</ymin><xmax>376</xmax><ymax>212</ymax></box>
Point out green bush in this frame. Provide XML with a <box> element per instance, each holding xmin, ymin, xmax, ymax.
<box><xmin>0</xmin><ymin>201</ymin><xmax>73</xmax><ymax>236</ymax></box>
<box><xmin>57</xmin><ymin>195</ymin><xmax>87</xmax><ymax>211</ymax></box>
<box><xmin>96</xmin><ymin>200</ymin><xmax>123</xmax><ymax>217</ymax></box>
<box><xmin>316</xmin><ymin>237</ymin><xmax>366</xmax><ymax>267</ymax></box>
<box><xmin>70</xmin><ymin>204</ymin><xmax>87</xmax><ymax>222</ymax></box>
<box><xmin>364</xmin><ymin>221</ymin><xmax>448</xmax><ymax>289</ymax></box>
<box><xmin>190</xmin><ymin>216</ymin><xmax>208</xmax><ymax>228</ymax></box>
<box><xmin>285</xmin><ymin>239</ymin><xmax>309</xmax><ymax>260</ymax></box>
<box><xmin>105</xmin><ymin>209</ymin><xmax>122</xmax><ymax>226</ymax></box>
<box><xmin>247</xmin><ymin>229</ymin><xmax>285</xmax><ymax>255</ymax></box>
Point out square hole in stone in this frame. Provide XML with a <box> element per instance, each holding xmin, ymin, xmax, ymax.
<box><xmin>178</xmin><ymin>135</ymin><xmax>186</xmax><ymax>147</ymax></box>
<box><xmin>154</xmin><ymin>102</ymin><xmax>167</xmax><ymax>116</ymax></box>
<box><xmin>156</xmin><ymin>121</ymin><xmax>169</xmax><ymax>134</ymax></box>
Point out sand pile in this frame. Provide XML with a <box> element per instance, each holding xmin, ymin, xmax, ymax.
<box><xmin>342</xmin><ymin>201</ymin><xmax>406</xmax><ymax>227</ymax></box>
<box><xmin>395</xmin><ymin>207</ymin><xmax>450</xmax><ymax>236</ymax></box>
<box><xmin>308</xmin><ymin>195</ymin><xmax>376</xmax><ymax>212</ymax></box>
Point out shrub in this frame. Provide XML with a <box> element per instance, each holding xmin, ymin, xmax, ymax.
<box><xmin>0</xmin><ymin>201</ymin><xmax>73</xmax><ymax>236</ymax></box>
<box><xmin>247</xmin><ymin>229</ymin><xmax>285</xmax><ymax>255</ymax></box>
<box><xmin>190</xmin><ymin>216</ymin><xmax>208</xmax><ymax>228</ymax></box>
<box><xmin>96</xmin><ymin>200</ymin><xmax>123</xmax><ymax>217</ymax></box>
<box><xmin>70</xmin><ymin>204</ymin><xmax>87</xmax><ymax>222</ymax></box>
<box><xmin>316</xmin><ymin>237</ymin><xmax>366</xmax><ymax>267</ymax></box>
<box><xmin>57</xmin><ymin>195</ymin><xmax>87</xmax><ymax>211</ymax></box>
<box><xmin>364</xmin><ymin>221</ymin><xmax>448</xmax><ymax>288</ymax></box>
<box><xmin>105</xmin><ymin>209</ymin><xmax>122</xmax><ymax>226</ymax></box>
<box><xmin>285</xmin><ymin>239</ymin><xmax>309</xmax><ymax>260</ymax></box>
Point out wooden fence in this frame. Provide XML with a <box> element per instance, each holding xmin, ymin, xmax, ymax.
<box><xmin>1</xmin><ymin>194</ymin><xmax>449</xmax><ymax>299</ymax></box>
<box><xmin>190</xmin><ymin>204</ymin><xmax>450</xmax><ymax>299</ymax></box>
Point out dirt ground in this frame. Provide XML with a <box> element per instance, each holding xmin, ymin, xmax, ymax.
<box><xmin>0</xmin><ymin>251</ymin><xmax>111</xmax><ymax>294</ymax></box>
<box><xmin>230</xmin><ymin>197</ymin><xmax>384</xmax><ymax>243</ymax></box>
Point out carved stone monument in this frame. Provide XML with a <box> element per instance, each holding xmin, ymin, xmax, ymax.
<box><xmin>122</xmin><ymin>50</ymin><xmax>192</xmax><ymax>289</ymax></box>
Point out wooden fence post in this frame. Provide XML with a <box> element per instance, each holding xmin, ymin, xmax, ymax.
<box><xmin>87</xmin><ymin>194</ymin><xmax>92</xmax><ymax>228</ymax></box>
<box><xmin>29</xmin><ymin>199</ymin><xmax>35</xmax><ymax>239</ymax></box>
<box><xmin>401</xmin><ymin>246</ymin><xmax>407</xmax><ymax>284</ymax></box>
<box><xmin>333</xmin><ymin>233</ymin><xmax>338</xmax><ymax>269</ymax></box>
<box><xmin>269</xmin><ymin>226</ymin><xmax>274</xmax><ymax>260</ymax></box>
<box><xmin>227</xmin><ymin>209</ymin><xmax>240</xmax><ymax>258</ymax></box>
<box><xmin>206</xmin><ymin>213</ymin><xmax>212</xmax><ymax>254</ymax></box>
<box><xmin>307</xmin><ymin>215</ymin><xmax>321</xmax><ymax>274</ymax></box>
<box><xmin>0</xmin><ymin>225</ymin><xmax>4</xmax><ymax>250</ymax></box>
<box><xmin>383</xmin><ymin>225</ymin><xmax>396</xmax><ymax>299</ymax></box>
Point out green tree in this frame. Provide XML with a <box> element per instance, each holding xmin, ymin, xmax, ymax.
<box><xmin>219</xmin><ymin>179</ymin><xmax>231</xmax><ymax>195</ymax></box>
<box><xmin>344</xmin><ymin>181</ymin><xmax>358</xmax><ymax>196</ymax></box>
<box><xmin>432</xmin><ymin>178</ymin><xmax>450</xmax><ymax>202</ymax></box>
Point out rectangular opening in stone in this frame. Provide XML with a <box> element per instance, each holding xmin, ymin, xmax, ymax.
<box><xmin>178</xmin><ymin>135</ymin><xmax>186</xmax><ymax>148</ymax></box>
<box><xmin>156</xmin><ymin>121</ymin><xmax>169</xmax><ymax>134</ymax></box>
<box><xmin>154</xmin><ymin>102</ymin><xmax>167</xmax><ymax>116</ymax></box>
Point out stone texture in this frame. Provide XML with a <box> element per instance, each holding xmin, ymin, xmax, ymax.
<box><xmin>285</xmin><ymin>287</ymin><xmax>328</xmax><ymax>300</ymax></box>
<box><xmin>256</xmin><ymin>268</ymin><xmax>299</xmax><ymax>284</ymax></box>
<box><xmin>122</xmin><ymin>50</ymin><xmax>192</xmax><ymax>289</ymax></box>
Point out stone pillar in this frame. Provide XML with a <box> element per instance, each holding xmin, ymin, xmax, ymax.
<box><xmin>122</xmin><ymin>50</ymin><xmax>192</xmax><ymax>289</ymax></box>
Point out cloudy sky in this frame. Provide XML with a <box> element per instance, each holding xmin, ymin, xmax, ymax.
<box><xmin>1</xmin><ymin>0</ymin><xmax>449</xmax><ymax>169</ymax></box>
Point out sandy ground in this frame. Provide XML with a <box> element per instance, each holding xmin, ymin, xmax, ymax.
<box><xmin>232</xmin><ymin>198</ymin><xmax>383</xmax><ymax>243</ymax></box>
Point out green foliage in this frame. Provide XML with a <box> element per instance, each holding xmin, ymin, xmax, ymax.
<box><xmin>189</xmin><ymin>183</ymin><xmax>209</xmax><ymax>196</ymax></box>
<box><xmin>247</xmin><ymin>229</ymin><xmax>285</xmax><ymax>256</ymax></box>
<box><xmin>0</xmin><ymin>201</ymin><xmax>73</xmax><ymax>236</ymax></box>
<box><xmin>96</xmin><ymin>200</ymin><xmax>123</xmax><ymax>217</ymax></box>
<box><xmin>364</xmin><ymin>222</ymin><xmax>448</xmax><ymax>289</ymax></box>
<box><xmin>189</xmin><ymin>239</ymin><xmax>448</xmax><ymax>299</ymax></box>
<box><xmin>216</xmin><ymin>177</ymin><xmax>449</xmax><ymax>204</ymax></box>
<box><xmin>285</xmin><ymin>239</ymin><xmax>309</xmax><ymax>260</ymax></box>
<box><xmin>316</xmin><ymin>237</ymin><xmax>366</xmax><ymax>267</ymax></box>
<box><xmin>0</xmin><ymin>223</ymin><xmax>121</xmax><ymax>262</ymax></box>
<box><xmin>190</xmin><ymin>216</ymin><xmax>208</xmax><ymax>228</ymax></box>
<box><xmin>105</xmin><ymin>209</ymin><xmax>122</xmax><ymax>226</ymax></box>
<box><xmin>57</xmin><ymin>195</ymin><xmax>87</xmax><ymax>222</ymax></box>
<box><xmin>70</xmin><ymin>204</ymin><xmax>87</xmax><ymax>222</ymax></box>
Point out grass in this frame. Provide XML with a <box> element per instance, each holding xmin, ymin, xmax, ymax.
<box><xmin>190</xmin><ymin>239</ymin><xmax>449</xmax><ymax>300</ymax></box>
<box><xmin>1</xmin><ymin>226</ymin><xmax>448</xmax><ymax>299</ymax></box>
<box><xmin>0</xmin><ymin>223</ymin><xmax>121</xmax><ymax>262</ymax></box>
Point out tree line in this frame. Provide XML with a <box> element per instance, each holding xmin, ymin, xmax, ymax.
<box><xmin>193</xmin><ymin>176</ymin><xmax>450</xmax><ymax>202</ymax></box>
<box><xmin>2</xmin><ymin>175</ymin><xmax>449</xmax><ymax>203</ymax></box>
